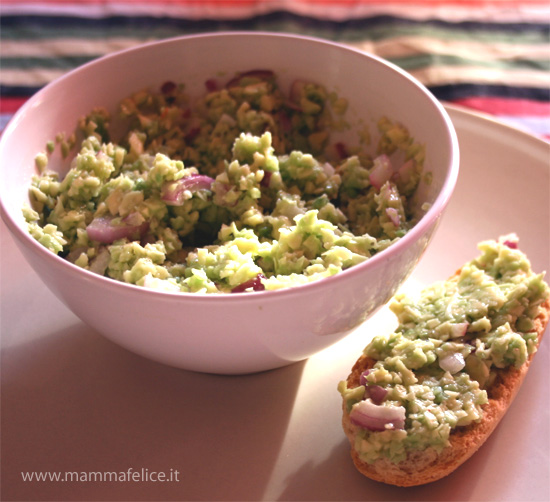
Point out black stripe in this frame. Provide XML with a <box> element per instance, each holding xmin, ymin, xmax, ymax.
<box><xmin>1</xmin><ymin>85</ymin><xmax>43</xmax><ymax>98</ymax></box>
<box><xmin>429</xmin><ymin>84</ymin><xmax>550</xmax><ymax>102</ymax></box>
<box><xmin>3</xmin><ymin>83</ymin><xmax>549</xmax><ymax>103</ymax></box>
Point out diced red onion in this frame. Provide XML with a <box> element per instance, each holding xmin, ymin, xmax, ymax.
<box><xmin>212</xmin><ymin>181</ymin><xmax>238</xmax><ymax>207</ymax></box>
<box><xmin>369</xmin><ymin>154</ymin><xmax>393</xmax><ymax>190</ymax></box>
<box><xmin>439</xmin><ymin>352</ymin><xmax>466</xmax><ymax>374</ymax></box>
<box><xmin>260</xmin><ymin>171</ymin><xmax>272</xmax><ymax>188</ymax></box>
<box><xmin>359</xmin><ymin>370</ymin><xmax>370</xmax><ymax>386</ymax></box>
<box><xmin>140</xmin><ymin>232</ymin><xmax>157</xmax><ymax>246</ymax></box>
<box><xmin>86</xmin><ymin>215</ymin><xmax>147</xmax><ymax>244</ymax></box>
<box><xmin>161</xmin><ymin>175</ymin><xmax>214</xmax><ymax>206</ymax></box>
<box><xmin>385</xmin><ymin>207</ymin><xmax>400</xmax><ymax>227</ymax></box>
<box><xmin>500</xmin><ymin>234</ymin><xmax>519</xmax><ymax>249</ymax></box>
<box><xmin>204</xmin><ymin>78</ymin><xmax>218</xmax><ymax>92</ymax></box>
<box><xmin>231</xmin><ymin>274</ymin><xmax>266</xmax><ymax>293</ymax></box>
<box><xmin>160</xmin><ymin>81</ymin><xmax>177</xmax><ymax>95</ymax></box>
<box><xmin>365</xmin><ymin>385</ymin><xmax>388</xmax><ymax>405</ymax></box>
<box><xmin>334</xmin><ymin>142</ymin><xmax>349</xmax><ymax>160</ymax></box>
<box><xmin>450</xmin><ymin>322</ymin><xmax>469</xmax><ymax>338</ymax></box>
<box><xmin>349</xmin><ymin>399</ymin><xmax>406</xmax><ymax>432</ymax></box>
<box><xmin>359</xmin><ymin>371</ymin><xmax>388</xmax><ymax>405</ymax></box>
<box><xmin>185</xmin><ymin>127</ymin><xmax>201</xmax><ymax>143</ymax></box>
<box><xmin>503</xmin><ymin>239</ymin><xmax>518</xmax><ymax>249</ymax></box>
<box><xmin>323</xmin><ymin>162</ymin><xmax>335</xmax><ymax>177</ymax></box>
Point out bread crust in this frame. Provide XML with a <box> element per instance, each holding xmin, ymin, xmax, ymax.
<box><xmin>341</xmin><ymin>297</ymin><xmax>550</xmax><ymax>487</ymax></box>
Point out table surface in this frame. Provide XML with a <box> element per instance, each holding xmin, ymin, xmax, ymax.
<box><xmin>1</xmin><ymin>2</ymin><xmax>550</xmax><ymax>502</ymax></box>
<box><xmin>2</xmin><ymin>103</ymin><xmax>549</xmax><ymax>501</ymax></box>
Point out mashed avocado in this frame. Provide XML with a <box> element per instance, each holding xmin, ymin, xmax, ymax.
<box><xmin>24</xmin><ymin>70</ymin><xmax>426</xmax><ymax>293</ymax></box>
<box><xmin>338</xmin><ymin>235</ymin><xmax>549</xmax><ymax>464</ymax></box>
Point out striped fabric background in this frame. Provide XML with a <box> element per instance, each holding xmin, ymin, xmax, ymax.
<box><xmin>1</xmin><ymin>0</ymin><xmax>549</xmax><ymax>140</ymax></box>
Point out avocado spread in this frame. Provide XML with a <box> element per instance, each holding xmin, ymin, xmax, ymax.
<box><xmin>338</xmin><ymin>235</ymin><xmax>549</xmax><ymax>464</ymax></box>
<box><xmin>24</xmin><ymin>70</ymin><xmax>426</xmax><ymax>293</ymax></box>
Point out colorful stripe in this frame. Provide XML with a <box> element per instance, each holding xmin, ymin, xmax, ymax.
<box><xmin>493</xmin><ymin>116</ymin><xmax>550</xmax><ymax>137</ymax></box>
<box><xmin>4</xmin><ymin>34</ymin><xmax>548</xmax><ymax>60</ymax></box>
<box><xmin>1</xmin><ymin>1</ymin><xmax>549</xmax><ymax>140</ymax></box>
<box><xmin>2</xmin><ymin>1</ymin><xmax>550</xmax><ymax>20</ymax></box>
<box><xmin>2</xmin><ymin>14</ymin><xmax>549</xmax><ymax>43</ymax></box>
<box><xmin>451</xmin><ymin>97</ymin><xmax>550</xmax><ymax>116</ymax></box>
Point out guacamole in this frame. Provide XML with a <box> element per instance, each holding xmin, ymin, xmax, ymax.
<box><xmin>338</xmin><ymin>235</ymin><xmax>549</xmax><ymax>464</ymax></box>
<box><xmin>24</xmin><ymin>70</ymin><xmax>426</xmax><ymax>293</ymax></box>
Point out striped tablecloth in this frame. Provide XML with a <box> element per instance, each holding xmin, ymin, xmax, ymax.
<box><xmin>1</xmin><ymin>0</ymin><xmax>549</xmax><ymax>140</ymax></box>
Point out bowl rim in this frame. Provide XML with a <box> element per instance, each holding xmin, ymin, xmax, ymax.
<box><xmin>0</xmin><ymin>31</ymin><xmax>460</xmax><ymax>303</ymax></box>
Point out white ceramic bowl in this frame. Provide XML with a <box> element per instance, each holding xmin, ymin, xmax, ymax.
<box><xmin>0</xmin><ymin>32</ymin><xmax>459</xmax><ymax>374</ymax></box>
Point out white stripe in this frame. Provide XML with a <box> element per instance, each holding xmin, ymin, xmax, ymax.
<box><xmin>0</xmin><ymin>68</ymin><xmax>69</xmax><ymax>86</ymax></box>
<box><xmin>3</xmin><ymin>36</ymin><xmax>549</xmax><ymax>63</ymax></box>
<box><xmin>1</xmin><ymin>1</ymin><xmax>549</xmax><ymax>23</ymax></box>
<box><xmin>0</xmin><ymin>38</ymin><xmax>153</xmax><ymax>57</ymax></box>
<box><xmin>407</xmin><ymin>65</ymin><xmax>550</xmax><ymax>88</ymax></box>
<box><xmin>495</xmin><ymin>115</ymin><xmax>550</xmax><ymax>137</ymax></box>
<box><xmin>2</xmin><ymin>62</ymin><xmax>549</xmax><ymax>90</ymax></box>
<box><xmin>347</xmin><ymin>39</ymin><xmax>550</xmax><ymax>61</ymax></box>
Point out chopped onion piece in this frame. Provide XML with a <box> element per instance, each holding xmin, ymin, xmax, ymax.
<box><xmin>450</xmin><ymin>322</ymin><xmax>469</xmax><ymax>338</ymax></box>
<box><xmin>385</xmin><ymin>207</ymin><xmax>400</xmax><ymax>227</ymax></box>
<box><xmin>359</xmin><ymin>368</ymin><xmax>389</xmax><ymax>404</ymax></box>
<box><xmin>161</xmin><ymin>174</ymin><xmax>214</xmax><ymax>206</ymax></box>
<box><xmin>350</xmin><ymin>399</ymin><xmax>406</xmax><ymax>431</ymax></box>
<box><xmin>500</xmin><ymin>233</ymin><xmax>519</xmax><ymax>249</ymax></box>
<box><xmin>185</xmin><ymin>127</ymin><xmax>201</xmax><ymax>143</ymax></box>
<box><xmin>86</xmin><ymin>215</ymin><xmax>147</xmax><ymax>244</ymax></box>
<box><xmin>359</xmin><ymin>370</ymin><xmax>370</xmax><ymax>386</ymax></box>
<box><xmin>323</xmin><ymin>162</ymin><xmax>335</xmax><ymax>177</ymax></box>
<box><xmin>369</xmin><ymin>154</ymin><xmax>393</xmax><ymax>190</ymax></box>
<box><xmin>366</xmin><ymin>385</ymin><xmax>388</xmax><ymax>405</ymax></box>
<box><xmin>260</xmin><ymin>171</ymin><xmax>272</xmax><ymax>188</ymax></box>
<box><xmin>439</xmin><ymin>352</ymin><xmax>466</xmax><ymax>374</ymax></box>
<box><xmin>204</xmin><ymin>78</ymin><xmax>218</xmax><ymax>92</ymax></box>
<box><xmin>231</xmin><ymin>274</ymin><xmax>266</xmax><ymax>293</ymax></box>
<box><xmin>334</xmin><ymin>142</ymin><xmax>349</xmax><ymax>160</ymax></box>
<box><xmin>160</xmin><ymin>81</ymin><xmax>177</xmax><ymax>95</ymax></box>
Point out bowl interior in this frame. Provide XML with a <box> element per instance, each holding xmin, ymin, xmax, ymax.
<box><xmin>1</xmin><ymin>32</ymin><xmax>456</xmax><ymax>240</ymax></box>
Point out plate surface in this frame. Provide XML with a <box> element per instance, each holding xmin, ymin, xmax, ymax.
<box><xmin>1</xmin><ymin>106</ymin><xmax>549</xmax><ymax>500</ymax></box>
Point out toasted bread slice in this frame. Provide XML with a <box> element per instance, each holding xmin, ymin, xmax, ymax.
<box><xmin>341</xmin><ymin>284</ymin><xmax>549</xmax><ymax>487</ymax></box>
